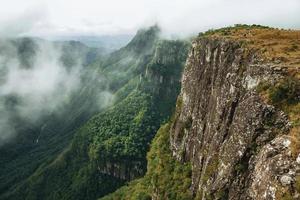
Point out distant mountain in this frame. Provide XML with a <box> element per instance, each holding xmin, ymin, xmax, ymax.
<box><xmin>0</xmin><ymin>26</ymin><xmax>191</xmax><ymax>200</ymax></box>
<box><xmin>0</xmin><ymin>37</ymin><xmax>109</xmax><ymax>199</ymax></box>
<box><xmin>50</xmin><ymin>34</ymin><xmax>133</xmax><ymax>54</ymax></box>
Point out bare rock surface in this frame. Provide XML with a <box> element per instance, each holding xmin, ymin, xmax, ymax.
<box><xmin>170</xmin><ymin>38</ymin><xmax>299</xmax><ymax>199</ymax></box>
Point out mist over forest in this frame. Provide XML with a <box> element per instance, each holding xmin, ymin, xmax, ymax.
<box><xmin>0</xmin><ymin>1</ymin><xmax>299</xmax><ymax>200</ymax></box>
<box><xmin>0</xmin><ymin>38</ymin><xmax>116</xmax><ymax>145</ymax></box>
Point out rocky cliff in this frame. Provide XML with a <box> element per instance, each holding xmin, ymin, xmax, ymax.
<box><xmin>102</xmin><ymin>25</ymin><xmax>300</xmax><ymax>200</ymax></box>
<box><xmin>171</xmin><ymin>27</ymin><xmax>300</xmax><ymax>199</ymax></box>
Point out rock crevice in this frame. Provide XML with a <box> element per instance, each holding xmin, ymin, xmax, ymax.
<box><xmin>170</xmin><ymin>38</ymin><xmax>298</xmax><ymax>199</ymax></box>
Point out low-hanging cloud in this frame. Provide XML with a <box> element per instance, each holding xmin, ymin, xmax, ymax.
<box><xmin>0</xmin><ymin>39</ymin><xmax>82</xmax><ymax>144</ymax></box>
<box><xmin>0</xmin><ymin>0</ymin><xmax>299</xmax><ymax>38</ymax></box>
<box><xmin>0</xmin><ymin>0</ymin><xmax>299</xmax><ymax>145</ymax></box>
<box><xmin>0</xmin><ymin>5</ymin><xmax>47</xmax><ymax>38</ymax></box>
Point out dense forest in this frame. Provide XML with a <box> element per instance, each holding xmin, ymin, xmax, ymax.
<box><xmin>0</xmin><ymin>26</ymin><xmax>190</xmax><ymax>200</ymax></box>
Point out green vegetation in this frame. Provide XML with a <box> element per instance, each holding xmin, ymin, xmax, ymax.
<box><xmin>184</xmin><ymin>116</ymin><xmax>193</xmax><ymax>129</ymax></box>
<box><xmin>199</xmin><ymin>24</ymin><xmax>300</xmax><ymax>67</ymax></box>
<box><xmin>257</xmin><ymin>75</ymin><xmax>300</xmax><ymax>199</ymax></box>
<box><xmin>199</xmin><ymin>24</ymin><xmax>270</xmax><ymax>37</ymax></box>
<box><xmin>0</xmin><ymin>38</ymin><xmax>104</xmax><ymax>198</ymax></box>
<box><xmin>103</xmin><ymin>25</ymin><xmax>300</xmax><ymax>200</ymax></box>
<box><xmin>101</xmin><ymin>123</ymin><xmax>193</xmax><ymax>200</ymax></box>
<box><xmin>202</xmin><ymin>156</ymin><xmax>219</xmax><ymax>184</ymax></box>
<box><xmin>0</xmin><ymin>26</ymin><xmax>190</xmax><ymax>200</ymax></box>
<box><xmin>87</xmin><ymin>91</ymin><xmax>156</xmax><ymax>161</ymax></box>
<box><xmin>269</xmin><ymin>77</ymin><xmax>300</xmax><ymax>106</ymax></box>
<box><xmin>234</xmin><ymin>163</ymin><xmax>247</xmax><ymax>174</ymax></box>
<box><xmin>15</xmin><ymin>89</ymin><xmax>156</xmax><ymax>199</ymax></box>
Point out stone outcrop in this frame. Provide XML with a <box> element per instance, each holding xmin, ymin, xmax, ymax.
<box><xmin>170</xmin><ymin>38</ymin><xmax>299</xmax><ymax>199</ymax></box>
<box><xmin>97</xmin><ymin>161</ymin><xmax>144</xmax><ymax>181</ymax></box>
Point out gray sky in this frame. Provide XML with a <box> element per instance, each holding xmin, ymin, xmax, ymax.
<box><xmin>0</xmin><ymin>0</ymin><xmax>299</xmax><ymax>37</ymax></box>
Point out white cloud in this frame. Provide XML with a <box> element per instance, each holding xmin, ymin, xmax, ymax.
<box><xmin>0</xmin><ymin>0</ymin><xmax>299</xmax><ymax>37</ymax></box>
<box><xmin>0</xmin><ymin>40</ymin><xmax>82</xmax><ymax>144</ymax></box>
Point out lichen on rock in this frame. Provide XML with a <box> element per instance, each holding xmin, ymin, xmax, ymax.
<box><xmin>170</xmin><ymin>36</ymin><xmax>299</xmax><ymax>199</ymax></box>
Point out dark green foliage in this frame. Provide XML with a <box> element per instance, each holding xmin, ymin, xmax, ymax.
<box><xmin>256</xmin><ymin>81</ymin><xmax>271</xmax><ymax>93</ymax></box>
<box><xmin>14</xmin><ymin>37</ymin><xmax>37</xmax><ymax>68</ymax></box>
<box><xmin>145</xmin><ymin>124</ymin><xmax>192</xmax><ymax>200</ymax></box>
<box><xmin>98</xmin><ymin>25</ymin><xmax>160</xmax><ymax>92</ymax></box>
<box><xmin>199</xmin><ymin>24</ymin><xmax>271</xmax><ymax>37</ymax></box>
<box><xmin>234</xmin><ymin>163</ymin><xmax>247</xmax><ymax>173</ymax></box>
<box><xmin>0</xmin><ymin>88</ymin><xmax>106</xmax><ymax>199</ymax></box>
<box><xmin>9</xmin><ymin>77</ymin><xmax>179</xmax><ymax>199</ymax></box>
<box><xmin>126</xmin><ymin>25</ymin><xmax>160</xmax><ymax>53</ymax></box>
<box><xmin>0</xmin><ymin>27</ymin><xmax>190</xmax><ymax>200</ymax></box>
<box><xmin>269</xmin><ymin>77</ymin><xmax>300</xmax><ymax>105</ymax></box>
<box><xmin>59</xmin><ymin>40</ymin><xmax>103</xmax><ymax>67</ymax></box>
<box><xmin>256</xmin><ymin>76</ymin><xmax>300</xmax><ymax>111</ymax></box>
<box><xmin>101</xmin><ymin>123</ymin><xmax>193</xmax><ymax>200</ymax></box>
<box><xmin>214</xmin><ymin>189</ymin><xmax>229</xmax><ymax>200</ymax></box>
<box><xmin>0</xmin><ymin>39</ymin><xmax>105</xmax><ymax>199</ymax></box>
<box><xmin>4</xmin><ymin>82</ymin><xmax>146</xmax><ymax>199</ymax></box>
<box><xmin>184</xmin><ymin>116</ymin><xmax>193</xmax><ymax>129</ymax></box>
<box><xmin>288</xmin><ymin>43</ymin><xmax>298</xmax><ymax>52</ymax></box>
<box><xmin>87</xmin><ymin>90</ymin><xmax>159</xmax><ymax>162</ymax></box>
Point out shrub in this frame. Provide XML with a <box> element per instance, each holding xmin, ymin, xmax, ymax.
<box><xmin>269</xmin><ymin>77</ymin><xmax>300</xmax><ymax>106</ymax></box>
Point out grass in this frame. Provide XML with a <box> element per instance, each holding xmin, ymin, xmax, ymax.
<box><xmin>201</xmin><ymin>24</ymin><xmax>300</xmax><ymax>68</ymax></box>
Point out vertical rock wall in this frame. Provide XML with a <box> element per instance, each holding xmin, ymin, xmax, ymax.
<box><xmin>170</xmin><ymin>38</ymin><xmax>299</xmax><ymax>199</ymax></box>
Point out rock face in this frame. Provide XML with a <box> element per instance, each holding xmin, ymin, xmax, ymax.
<box><xmin>143</xmin><ymin>40</ymin><xmax>189</xmax><ymax>92</ymax></box>
<box><xmin>170</xmin><ymin>38</ymin><xmax>299</xmax><ymax>199</ymax></box>
<box><xmin>97</xmin><ymin>161</ymin><xmax>144</xmax><ymax>181</ymax></box>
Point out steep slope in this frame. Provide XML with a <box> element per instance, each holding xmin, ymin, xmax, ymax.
<box><xmin>1</xmin><ymin>27</ymin><xmax>190</xmax><ymax>200</ymax></box>
<box><xmin>97</xmin><ymin>25</ymin><xmax>160</xmax><ymax>92</ymax></box>
<box><xmin>170</xmin><ymin>26</ymin><xmax>300</xmax><ymax>199</ymax></box>
<box><xmin>0</xmin><ymin>38</ymin><xmax>104</xmax><ymax>197</ymax></box>
<box><xmin>103</xmin><ymin>25</ymin><xmax>300</xmax><ymax>200</ymax></box>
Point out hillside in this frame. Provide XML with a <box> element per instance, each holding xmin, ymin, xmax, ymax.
<box><xmin>0</xmin><ymin>38</ymin><xmax>105</xmax><ymax>197</ymax></box>
<box><xmin>102</xmin><ymin>25</ymin><xmax>300</xmax><ymax>200</ymax></box>
<box><xmin>0</xmin><ymin>26</ymin><xmax>190</xmax><ymax>200</ymax></box>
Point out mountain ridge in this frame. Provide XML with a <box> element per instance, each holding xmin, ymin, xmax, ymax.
<box><xmin>102</xmin><ymin>25</ymin><xmax>300</xmax><ymax>200</ymax></box>
<box><xmin>0</xmin><ymin>26</ymin><xmax>190</xmax><ymax>200</ymax></box>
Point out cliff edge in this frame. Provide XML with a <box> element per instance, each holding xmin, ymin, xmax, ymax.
<box><xmin>171</xmin><ymin>25</ymin><xmax>300</xmax><ymax>199</ymax></box>
<box><xmin>102</xmin><ymin>25</ymin><xmax>300</xmax><ymax>200</ymax></box>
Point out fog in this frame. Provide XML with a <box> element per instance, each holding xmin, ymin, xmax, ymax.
<box><xmin>0</xmin><ymin>0</ymin><xmax>299</xmax><ymax>144</ymax></box>
<box><xmin>0</xmin><ymin>0</ymin><xmax>299</xmax><ymax>38</ymax></box>
<box><xmin>0</xmin><ymin>40</ymin><xmax>85</xmax><ymax>144</ymax></box>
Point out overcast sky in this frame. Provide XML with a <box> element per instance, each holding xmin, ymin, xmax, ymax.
<box><xmin>0</xmin><ymin>0</ymin><xmax>299</xmax><ymax>37</ymax></box>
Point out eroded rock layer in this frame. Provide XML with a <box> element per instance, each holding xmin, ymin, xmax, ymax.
<box><xmin>170</xmin><ymin>38</ymin><xmax>299</xmax><ymax>200</ymax></box>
